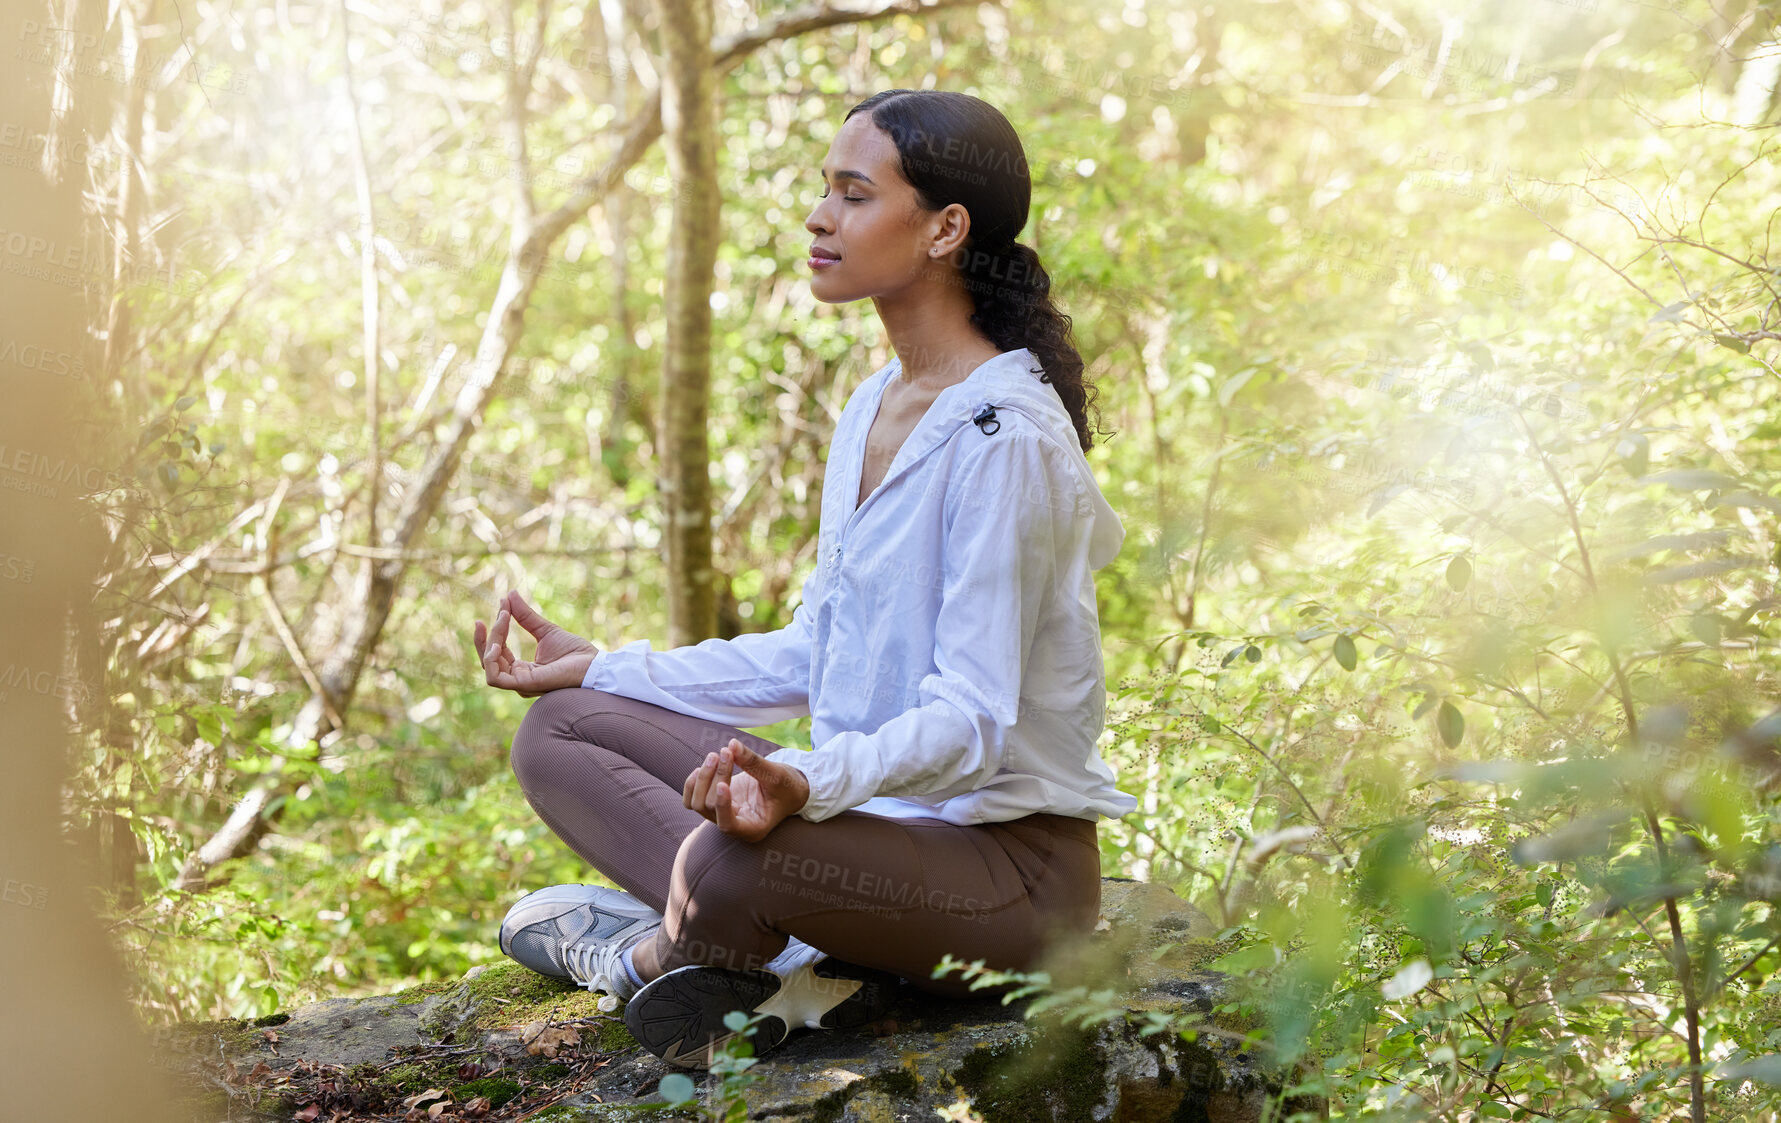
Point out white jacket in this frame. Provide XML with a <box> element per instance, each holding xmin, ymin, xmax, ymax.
<box><xmin>580</xmin><ymin>347</ymin><xmax>1138</xmax><ymax>825</ymax></box>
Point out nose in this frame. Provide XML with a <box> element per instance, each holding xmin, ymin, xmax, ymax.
<box><xmin>805</xmin><ymin>197</ymin><xmax>832</xmax><ymax>236</ymax></box>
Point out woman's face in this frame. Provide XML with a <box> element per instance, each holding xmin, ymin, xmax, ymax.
<box><xmin>804</xmin><ymin>114</ymin><xmax>967</xmax><ymax>303</ymax></box>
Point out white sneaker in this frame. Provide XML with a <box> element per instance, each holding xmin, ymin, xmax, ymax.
<box><xmin>498</xmin><ymin>884</ymin><xmax>661</xmax><ymax>999</ymax></box>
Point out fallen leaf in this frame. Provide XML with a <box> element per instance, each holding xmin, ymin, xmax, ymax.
<box><xmin>402</xmin><ymin>1087</ymin><xmax>449</xmax><ymax>1110</ymax></box>
<box><xmin>464</xmin><ymin>1095</ymin><xmax>493</xmax><ymax>1117</ymax></box>
<box><xmin>518</xmin><ymin>1021</ymin><xmax>547</xmax><ymax>1046</ymax></box>
<box><xmin>1093</xmin><ymin>916</ymin><xmax>1111</xmax><ymax>932</ymax></box>
<box><xmin>293</xmin><ymin>1104</ymin><xmax>321</xmax><ymax>1122</ymax></box>
<box><xmin>525</xmin><ymin>1025</ymin><xmax>582</xmax><ymax>1058</ymax></box>
<box><xmin>428</xmin><ymin>1101</ymin><xmax>449</xmax><ymax>1118</ymax></box>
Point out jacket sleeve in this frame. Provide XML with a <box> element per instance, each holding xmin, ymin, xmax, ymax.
<box><xmin>581</xmin><ymin>570</ymin><xmax>819</xmax><ymax>727</ymax></box>
<box><xmin>764</xmin><ymin>429</ymin><xmax>1079</xmax><ymax>821</ymax></box>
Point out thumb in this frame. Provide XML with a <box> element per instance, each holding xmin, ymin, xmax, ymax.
<box><xmin>507</xmin><ymin>592</ymin><xmax>553</xmax><ymax>636</ymax></box>
<box><xmin>730</xmin><ymin>740</ymin><xmax>771</xmax><ymax>773</ymax></box>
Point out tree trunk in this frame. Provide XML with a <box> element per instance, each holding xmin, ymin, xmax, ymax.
<box><xmin>0</xmin><ymin>0</ymin><xmax>182</xmax><ymax>1111</ymax></box>
<box><xmin>652</xmin><ymin>0</ymin><xmax>721</xmax><ymax>646</ymax></box>
<box><xmin>600</xmin><ymin>0</ymin><xmax>639</xmax><ymax>489</ymax></box>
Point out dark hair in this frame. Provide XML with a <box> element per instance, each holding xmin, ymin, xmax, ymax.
<box><xmin>844</xmin><ymin>90</ymin><xmax>1112</xmax><ymax>453</ymax></box>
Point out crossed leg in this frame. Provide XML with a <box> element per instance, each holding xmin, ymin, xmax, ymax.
<box><xmin>508</xmin><ymin>687</ymin><xmax>1101</xmax><ymax>996</ymax></box>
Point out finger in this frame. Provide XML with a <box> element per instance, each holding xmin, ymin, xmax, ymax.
<box><xmin>708</xmin><ymin>750</ymin><xmax>735</xmax><ymax>814</ymax></box>
<box><xmin>507</xmin><ymin>591</ymin><xmax>551</xmax><ymax>637</ymax></box>
<box><xmin>490</xmin><ymin>607</ymin><xmax>512</xmax><ymax>653</ymax></box>
<box><xmin>688</xmin><ymin>753</ymin><xmax>717</xmax><ymax>811</ymax></box>
<box><xmin>714</xmin><ymin>780</ymin><xmax>735</xmax><ymax>833</ymax></box>
<box><xmin>730</xmin><ymin>740</ymin><xmax>768</xmax><ymax>774</ymax></box>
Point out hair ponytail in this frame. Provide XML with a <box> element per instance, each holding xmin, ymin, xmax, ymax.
<box><xmin>846</xmin><ymin>90</ymin><xmax>1113</xmax><ymax>453</ymax></box>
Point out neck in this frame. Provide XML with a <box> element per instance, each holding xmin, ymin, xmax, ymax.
<box><xmin>872</xmin><ymin>280</ymin><xmax>1001</xmax><ymax>391</ymax></box>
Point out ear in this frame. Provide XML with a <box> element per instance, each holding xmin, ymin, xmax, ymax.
<box><xmin>926</xmin><ymin>202</ymin><xmax>973</xmax><ymax>260</ymax></box>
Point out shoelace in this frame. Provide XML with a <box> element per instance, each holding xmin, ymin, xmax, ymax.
<box><xmin>562</xmin><ymin>934</ymin><xmax>637</xmax><ymax>998</ymax></box>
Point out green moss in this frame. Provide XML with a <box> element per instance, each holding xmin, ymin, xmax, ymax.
<box><xmin>459</xmin><ymin>963</ymin><xmax>621</xmax><ymax>1032</ymax></box>
<box><xmin>394</xmin><ymin>980</ymin><xmax>455</xmax><ymax>1005</ymax></box>
<box><xmin>595</xmin><ymin>1018</ymin><xmax>638</xmax><ymax>1053</ymax></box>
<box><xmin>452</xmin><ymin>1076</ymin><xmax>523</xmax><ymax>1108</ymax></box>
<box><xmin>802</xmin><ymin>1062</ymin><xmax>923</xmax><ymax>1123</ymax></box>
<box><xmin>951</xmin><ymin>1023</ymin><xmax>1103</xmax><ymax>1123</ymax></box>
<box><xmin>383</xmin><ymin>1063</ymin><xmax>434</xmax><ymax>1094</ymax></box>
<box><xmin>533</xmin><ymin>1063</ymin><xmax>572</xmax><ymax>1081</ymax></box>
<box><xmin>251</xmin><ymin>1012</ymin><xmax>291</xmax><ymax>1027</ymax></box>
<box><xmin>869</xmin><ymin>1065</ymin><xmax>920</xmax><ymax>1099</ymax></box>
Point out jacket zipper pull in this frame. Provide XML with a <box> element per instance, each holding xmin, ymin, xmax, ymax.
<box><xmin>972</xmin><ymin>403</ymin><xmax>1000</xmax><ymax>435</ymax></box>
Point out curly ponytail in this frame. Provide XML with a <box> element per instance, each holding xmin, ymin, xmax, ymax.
<box><xmin>845</xmin><ymin>90</ymin><xmax>1113</xmax><ymax>453</ymax></box>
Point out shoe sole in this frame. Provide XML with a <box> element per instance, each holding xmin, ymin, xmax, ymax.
<box><xmin>623</xmin><ymin>957</ymin><xmax>899</xmax><ymax>1069</ymax></box>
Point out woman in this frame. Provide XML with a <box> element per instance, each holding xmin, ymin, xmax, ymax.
<box><xmin>473</xmin><ymin>89</ymin><xmax>1136</xmax><ymax>1069</ymax></box>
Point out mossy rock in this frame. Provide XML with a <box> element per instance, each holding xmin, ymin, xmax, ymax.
<box><xmin>164</xmin><ymin>879</ymin><xmax>1320</xmax><ymax>1122</ymax></box>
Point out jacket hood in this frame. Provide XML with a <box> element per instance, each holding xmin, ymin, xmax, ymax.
<box><xmin>887</xmin><ymin>348</ymin><xmax>1126</xmax><ymax>570</ymax></box>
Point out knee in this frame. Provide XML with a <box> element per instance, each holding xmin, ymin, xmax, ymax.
<box><xmin>676</xmin><ymin>822</ymin><xmax>766</xmax><ymax>916</ymax></box>
<box><xmin>509</xmin><ymin>688</ymin><xmax>604</xmax><ymax>786</ymax></box>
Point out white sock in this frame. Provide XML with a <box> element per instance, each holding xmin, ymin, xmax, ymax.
<box><xmin>620</xmin><ymin>943</ymin><xmax>645</xmax><ymax>989</ymax></box>
<box><xmin>762</xmin><ymin>935</ymin><xmax>826</xmax><ymax>976</ymax></box>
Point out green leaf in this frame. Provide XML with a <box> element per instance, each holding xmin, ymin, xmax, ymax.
<box><xmin>1536</xmin><ymin>881</ymin><xmax>1554</xmax><ymax>907</ymax></box>
<box><xmin>1639</xmin><ymin>468</ymin><xmax>1741</xmax><ymax>491</ymax></box>
<box><xmin>1716</xmin><ymin>1056</ymin><xmax>1781</xmax><ymax>1083</ymax></box>
<box><xmin>1690</xmin><ymin>615</ymin><xmax>1721</xmax><ymax>645</ymax></box>
<box><xmin>1713</xmin><ymin>332</ymin><xmax>1751</xmax><ymax>353</ymax></box>
<box><xmin>175</xmin><ymin>395</ymin><xmax>198</xmax><ymax>411</ymax></box>
<box><xmin>1649</xmin><ymin>301</ymin><xmax>1689</xmax><ymax>322</ymax></box>
<box><xmin>1436</xmin><ymin>701</ymin><xmax>1465</xmax><ymax>748</ymax></box>
<box><xmin>659</xmin><ymin>1073</ymin><xmax>697</xmax><ymax>1104</ymax></box>
<box><xmin>1446</xmin><ymin>555</ymin><xmax>1471</xmax><ymax>592</ymax></box>
<box><xmin>1333</xmin><ymin>634</ymin><xmax>1358</xmax><ymax>671</ymax></box>
<box><xmin>1244</xmin><ymin>644</ymin><xmax>1262</xmax><ymax>663</ymax></box>
<box><xmin>722</xmin><ymin>1010</ymin><xmax>750</xmax><ymax>1032</ymax></box>
<box><xmin>1217</xmin><ymin>367</ymin><xmax>1258</xmax><ymax>408</ymax></box>
<box><xmin>1615</xmin><ymin>433</ymin><xmax>1649</xmax><ymax>479</ymax></box>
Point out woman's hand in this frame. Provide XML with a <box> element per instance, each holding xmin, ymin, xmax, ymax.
<box><xmin>683</xmin><ymin>739</ymin><xmax>811</xmax><ymax>843</ymax></box>
<box><xmin>475</xmin><ymin>590</ymin><xmax>598</xmax><ymax>697</ymax></box>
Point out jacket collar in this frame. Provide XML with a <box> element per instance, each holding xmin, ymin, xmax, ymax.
<box><xmin>873</xmin><ymin>348</ymin><xmax>1126</xmax><ymax>570</ymax></box>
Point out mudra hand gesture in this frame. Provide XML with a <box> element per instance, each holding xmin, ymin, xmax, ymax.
<box><xmin>475</xmin><ymin>590</ymin><xmax>598</xmax><ymax>696</ymax></box>
<box><xmin>684</xmin><ymin>739</ymin><xmax>810</xmax><ymax>843</ymax></box>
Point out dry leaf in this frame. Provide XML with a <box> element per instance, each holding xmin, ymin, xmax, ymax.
<box><xmin>293</xmin><ymin>1105</ymin><xmax>321</xmax><ymax>1122</ymax></box>
<box><xmin>464</xmin><ymin>1095</ymin><xmax>493</xmax><ymax>1117</ymax></box>
<box><xmin>525</xmin><ymin>1025</ymin><xmax>581</xmax><ymax>1058</ymax></box>
<box><xmin>402</xmin><ymin>1087</ymin><xmax>449</xmax><ymax>1110</ymax></box>
<box><xmin>518</xmin><ymin>1021</ymin><xmax>547</xmax><ymax>1046</ymax></box>
<box><xmin>1093</xmin><ymin>916</ymin><xmax>1111</xmax><ymax>932</ymax></box>
<box><xmin>428</xmin><ymin>1102</ymin><xmax>449</xmax><ymax>1118</ymax></box>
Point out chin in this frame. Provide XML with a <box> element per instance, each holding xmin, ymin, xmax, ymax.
<box><xmin>809</xmin><ymin>273</ymin><xmax>864</xmax><ymax>304</ymax></box>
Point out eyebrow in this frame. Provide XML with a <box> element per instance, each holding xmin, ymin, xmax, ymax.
<box><xmin>819</xmin><ymin>168</ymin><xmax>877</xmax><ymax>187</ymax></box>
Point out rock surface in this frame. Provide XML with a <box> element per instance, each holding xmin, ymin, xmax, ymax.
<box><xmin>158</xmin><ymin>878</ymin><xmax>1324</xmax><ymax>1122</ymax></box>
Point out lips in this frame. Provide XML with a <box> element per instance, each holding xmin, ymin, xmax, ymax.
<box><xmin>809</xmin><ymin>247</ymin><xmax>840</xmax><ymax>261</ymax></box>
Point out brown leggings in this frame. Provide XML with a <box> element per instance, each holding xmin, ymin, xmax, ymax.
<box><xmin>508</xmin><ymin>688</ymin><xmax>1103</xmax><ymax>996</ymax></box>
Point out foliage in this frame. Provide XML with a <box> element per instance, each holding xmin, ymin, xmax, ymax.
<box><xmin>59</xmin><ymin>0</ymin><xmax>1781</xmax><ymax>1116</ymax></box>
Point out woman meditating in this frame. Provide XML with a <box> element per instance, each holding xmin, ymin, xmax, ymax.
<box><xmin>472</xmin><ymin>89</ymin><xmax>1136</xmax><ymax>1069</ymax></box>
